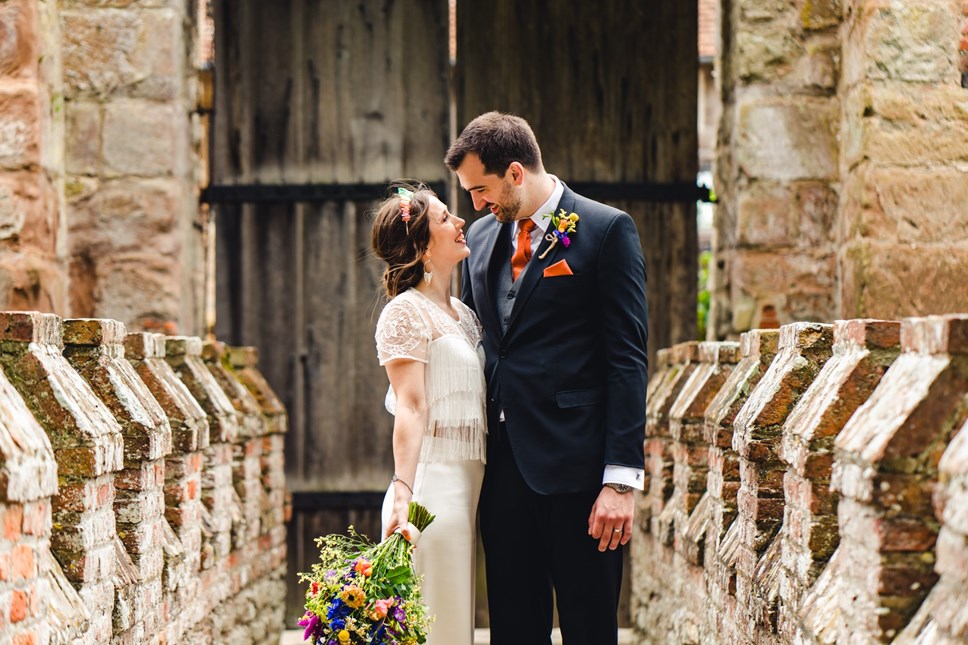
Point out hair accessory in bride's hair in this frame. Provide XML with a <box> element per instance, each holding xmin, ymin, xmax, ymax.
<box><xmin>397</xmin><ymin>187</ymin><xmax>414</xmax><ymax>233</ymax></box>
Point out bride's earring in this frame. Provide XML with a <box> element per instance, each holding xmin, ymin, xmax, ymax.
<box><xmin>423</xmin><ymin>263</ymin><xmax>433</xmax><ymax>285</ymax></box>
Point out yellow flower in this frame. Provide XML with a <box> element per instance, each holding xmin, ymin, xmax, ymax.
<box><xmin>568</xmin><ymin>213</ymin><xmax>579</xmax><ymax>222</ymax></box>
<box><xmin>338</xmin><ymin>629</ymin><xmax>351</xmax><ymax>643</ymax></box>
<box><xmin>340</xmin><ymin>585</ymin><xmax>366</xmax><ymax>608</ymax></box>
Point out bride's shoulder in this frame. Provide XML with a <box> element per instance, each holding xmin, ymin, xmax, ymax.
<box><xmin>451</xmin><ymin>297</ymin><xmax>478</xmax><ymax>320</ymax></box>
<box><xmin>377</xmin><ymin>291</ymin><xmax>422</xmax><ymax>324</ymax></box>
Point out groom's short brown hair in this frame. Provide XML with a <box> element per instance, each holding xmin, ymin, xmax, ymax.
<box><xmin>445</xmin><ymin>112</ymin><xmax>543</xmax><ymax>177</ymax></box>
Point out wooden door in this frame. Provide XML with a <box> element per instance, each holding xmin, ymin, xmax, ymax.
<box><xmin>211</xmin><ymin>0</ymin><xmax>449</xmax><ymax>622</ymax></box>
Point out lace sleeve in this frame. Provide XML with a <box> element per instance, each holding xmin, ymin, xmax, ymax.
<box><xmin>375</xmin><ymin>297</ymin><xmax>431</xmax><ymax>365</ymax></box>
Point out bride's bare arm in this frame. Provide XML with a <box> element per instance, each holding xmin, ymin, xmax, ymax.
<box><xmin>384</xmin><ymin>358</ymin><xmax>427</xmax><ymax>536</ymax></box>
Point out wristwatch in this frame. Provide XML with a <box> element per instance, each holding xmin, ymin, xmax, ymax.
<box><xmin>604</xmin><ymin>482</ymin><xmax>633</xmax><ymax>494</ymax></box>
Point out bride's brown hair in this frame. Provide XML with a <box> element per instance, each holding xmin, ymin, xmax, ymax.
<box><xmin>371</xmin><ymin>181</ymin><xmax>436</xmax><ymax>298</ymax></box>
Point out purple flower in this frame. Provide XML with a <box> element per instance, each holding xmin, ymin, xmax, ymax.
<box><xmin>391</xmin><ymin>604</ymin><xmax>406</xmax><ymax>623</ymax></box>
<box><xmin>297</xmin><ymin>611</ymin><xmax>321</xmax><ymax>641</ymax></box>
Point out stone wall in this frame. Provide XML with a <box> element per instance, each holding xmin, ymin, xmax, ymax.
<box><xmin>837</xmin><ymin>0</ymin><xmax>968</xmax><ymax>320</ymax></box>
<box><xmin>632</xmin><ymin>314</ymin><xmax>968</xmax><ymax>644</ymax></box>
<box><xmin>0</xmin><ymin>0</ymin><xmax>69</xmax><ymax>313</ymax></box>
<box><xmin>711</xmin><ymin>0</ymin><xmax>841</xmax><ymax>337</ymax></box>
<box><xmin>711</xmin><ymin>0</ymin><xmax>968</xmax><ymax>337</ymax></box>
<box><xmin>0</xmin><ymin>311</ymin><xmax>286</xmax><ymax>644</ymax></box>
<box><xmin>0</xmin><ymin>0</ymin><xmax>204</xmax><ymax>333</ymax></box>
<box><xmin>62</xmin><ymin>0</ymin><xmax>204</xmax><ymax>332</ymax></box>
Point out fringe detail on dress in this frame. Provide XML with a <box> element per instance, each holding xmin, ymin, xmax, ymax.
<box><xmin>383</xmin><ymin>328</ymin><xmax>488</xmax><ymax>464</ymax></box>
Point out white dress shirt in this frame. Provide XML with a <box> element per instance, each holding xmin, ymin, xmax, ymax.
<box><xmin>504</xmin><ymin>177</ymin><xmax>645</xmax><ymax>491</ymax></box>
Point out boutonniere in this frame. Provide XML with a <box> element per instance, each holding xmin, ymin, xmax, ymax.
<box><xmin>538</xmin><ymin>208</ymin><xmax>580</xmax><ymax>259</ymax></box>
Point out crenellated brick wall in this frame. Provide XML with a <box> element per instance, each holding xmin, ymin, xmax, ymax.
<box><xmin>0</xmin><ymin>311</ymin><xmax>286</xmax><ymax>644</ymax></box>
<box><xmin>633</xmin><ymin>314</ymin><xmax>968</xmax><ymax>644</ymax></box>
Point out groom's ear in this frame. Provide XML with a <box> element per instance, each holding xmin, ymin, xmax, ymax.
<box><xmin>507</xmin><ymin>161</ymin><xmax>526</xmax><ymax>186</ymax></box>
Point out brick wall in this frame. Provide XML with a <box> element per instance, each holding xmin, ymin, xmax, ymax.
<box><xmin>0</xmin><ymin>311</ymin><xmax>286</xmax><ymax>644</ymax></box>
<box><xmin>633</xmin><ymin>314</ymin><xmax>968</xmax><ymax>644</ymax></box>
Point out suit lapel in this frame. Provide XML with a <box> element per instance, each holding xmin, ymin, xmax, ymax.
<box><xmin>505</xmin><ymin>187</ymin><xmax>578</xmax><ymax>332</ymax></box>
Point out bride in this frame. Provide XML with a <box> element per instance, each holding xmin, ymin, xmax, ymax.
<box><xmin>371</xmin><ymin>182</ymin><xmax>486</xmax><ymax>645</ymax></box>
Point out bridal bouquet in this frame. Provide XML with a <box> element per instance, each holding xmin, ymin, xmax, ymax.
<box><xmin>297</xmin><ymin>502</ymin><xmax>436</xmax><ymax>644</ymax></box>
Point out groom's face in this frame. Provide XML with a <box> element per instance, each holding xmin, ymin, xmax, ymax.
<box><xmin>455</xmin><ymin>153</ymin><xmax>523</xmax><ymax>224</ymax></box>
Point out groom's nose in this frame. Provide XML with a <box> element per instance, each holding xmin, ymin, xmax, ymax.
<box><xmin>471</xmin><ymin>193</ymin><xmax>488</xmax><ymax>211</ymax></box>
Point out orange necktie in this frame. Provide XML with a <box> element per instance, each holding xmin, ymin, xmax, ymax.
<box><xmin>511</xmin><ymin>219</ymin><xmax>536</xmax><ymax>282</ymax></box>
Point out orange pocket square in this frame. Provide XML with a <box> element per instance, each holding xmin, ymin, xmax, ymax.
<box><xmin>543</xmin><ymin>259</ymin><xmax>574</xmax><ymax>277</ymax></box>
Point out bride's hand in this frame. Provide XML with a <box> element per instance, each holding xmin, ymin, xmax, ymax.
<box><xmin>385</xmin><ymin>495</ymin><xmax>411</xmax><ymax>538</ymax></box>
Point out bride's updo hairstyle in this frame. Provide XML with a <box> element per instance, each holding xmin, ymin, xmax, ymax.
<box><xmin>371</xmin><ymin>181</ymin><xmax>436</xmax><ymax>298</ymax></box>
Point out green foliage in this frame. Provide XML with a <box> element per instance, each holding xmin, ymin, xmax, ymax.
<box><xmin>697</xmin><ymin>250</ymin><xmax>712</xmax><ymax>340</ymax></box>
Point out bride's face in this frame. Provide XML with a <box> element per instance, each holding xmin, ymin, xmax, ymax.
<box><xmin>423</xmin><ymin>196</ymin><xmax>469</xmax><ymax>268</ymax></box>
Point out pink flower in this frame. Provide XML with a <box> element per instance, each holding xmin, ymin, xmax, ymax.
<box><xmin>369</xmin><ymin>597</ymin><xmax>395</xmax><ymax>620</ymax></box>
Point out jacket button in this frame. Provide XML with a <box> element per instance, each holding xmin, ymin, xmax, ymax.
<box><xmin>507</xmin><ymin>291</ymin><xmax>515</xmax><ymax>299</ymax></box>
<box><xmin>499</xmin><ymin>349</ymin><xmax>508</xmax><ymax>358</ymax></box>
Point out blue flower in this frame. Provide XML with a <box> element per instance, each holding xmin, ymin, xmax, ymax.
<box><xmin>327</xmin><ymin>598</ymin><xmax>349</xmax><ymax>621</ymax></box>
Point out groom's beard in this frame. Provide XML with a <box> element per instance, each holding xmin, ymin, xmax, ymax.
<box><xmin>492</xmin><ymin>182</ymin><xmax>522</xmax><ymax>224</ymax></box>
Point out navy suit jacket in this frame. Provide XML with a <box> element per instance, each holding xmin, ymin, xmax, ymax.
<box><xmin>461</xmin><ymin>183</ymin><xmax>649</xmax><ymax>495</ymax></box>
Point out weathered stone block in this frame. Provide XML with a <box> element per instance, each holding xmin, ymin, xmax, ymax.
<box><xmin>736</xmin><ymin>98</ymin><xmax>839</xmax><ymax>181</ymax></box>
<box><xmin>840</xmin><ymin>242</ymin><xmax>968</xmax><ymax>323</ymax></box>
<box><xmin>798</xmin><ymin>0</ymin><xmax>842</xmax><ymax>30</ymax></box>
<box><xmin>0</xmin><ymin>85</ymin><xmax>41</xmax><ymax>170</ymax></box>
<box><xmin>64</xmin><ymin>100</ymin><xmax>100</xmax><ymax>174</ymax></box>
<box><xmin>730</xmin><ymin>251</ymin><xmax>836</xmax><ymax>332</ymax></box>
<box><xmin>61</xmin><ymin>9</ymin><xmax>142</xmax><ymax>96</ymax></box>
<box><xmin>852</xmin><ymin>1</ymin><xmax>961</xmax><ymax>85</ymax></box>
<box><xmin>102</xmin><ymin>101</ymin><xmax>179</xmax><ymax>176</ymax></box>
<box><xmin>735</xmin><ymin>28</ymin><xmax>803</xmax><ymax>83</ymax></box>
<box><xmin>0</xmin><ymin>0</ymin><xmax>40</xmax><ymax>79</ymax></box>
<box><xmin>69</xmin><ymin>178</ymin><xmax>181</xmax><ymax>256</ymax></box>
<box><xmin>90</xmin><ymin>253</ymin><xmax>182</xmax><ymax>331</ymax></box>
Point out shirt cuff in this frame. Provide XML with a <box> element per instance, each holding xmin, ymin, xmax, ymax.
<box><xmin>603</xmin><ymin>465</ymin><xmax>645</xmax><ymax>491</ymax></box>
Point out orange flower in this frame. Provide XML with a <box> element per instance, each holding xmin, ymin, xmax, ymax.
<box><xmin>353</xmin><ymin>558</ymin><xmax>372</xmax><ymax>577</ymax></box>
<box><xmin>340</xmin><ymin>585</ymin><xmax>365</xmax><ymax>608</ymax></box>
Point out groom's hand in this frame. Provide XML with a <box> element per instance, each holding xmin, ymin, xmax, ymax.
<box><xmin>588</xmin><ymin>488</ymin><xmax>635</xmax><ymax>552</ymax></box>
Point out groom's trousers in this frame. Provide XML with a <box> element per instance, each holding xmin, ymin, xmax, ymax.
<box><xmin>480</xmin><ymin>424</ymin><xmax>623</xmax><ymax>645</ymax></box>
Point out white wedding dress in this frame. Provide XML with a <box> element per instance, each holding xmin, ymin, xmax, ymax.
<box><xmin>375</xmin><ymin>288</ymin><xmax>487</xmax><ymax>645</ymax></box>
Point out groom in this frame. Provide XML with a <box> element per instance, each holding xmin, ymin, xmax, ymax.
<box><xmin>447</xmin><ymin>112</ymin><xmax>649</xmax><ymax>644</ymax></box>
